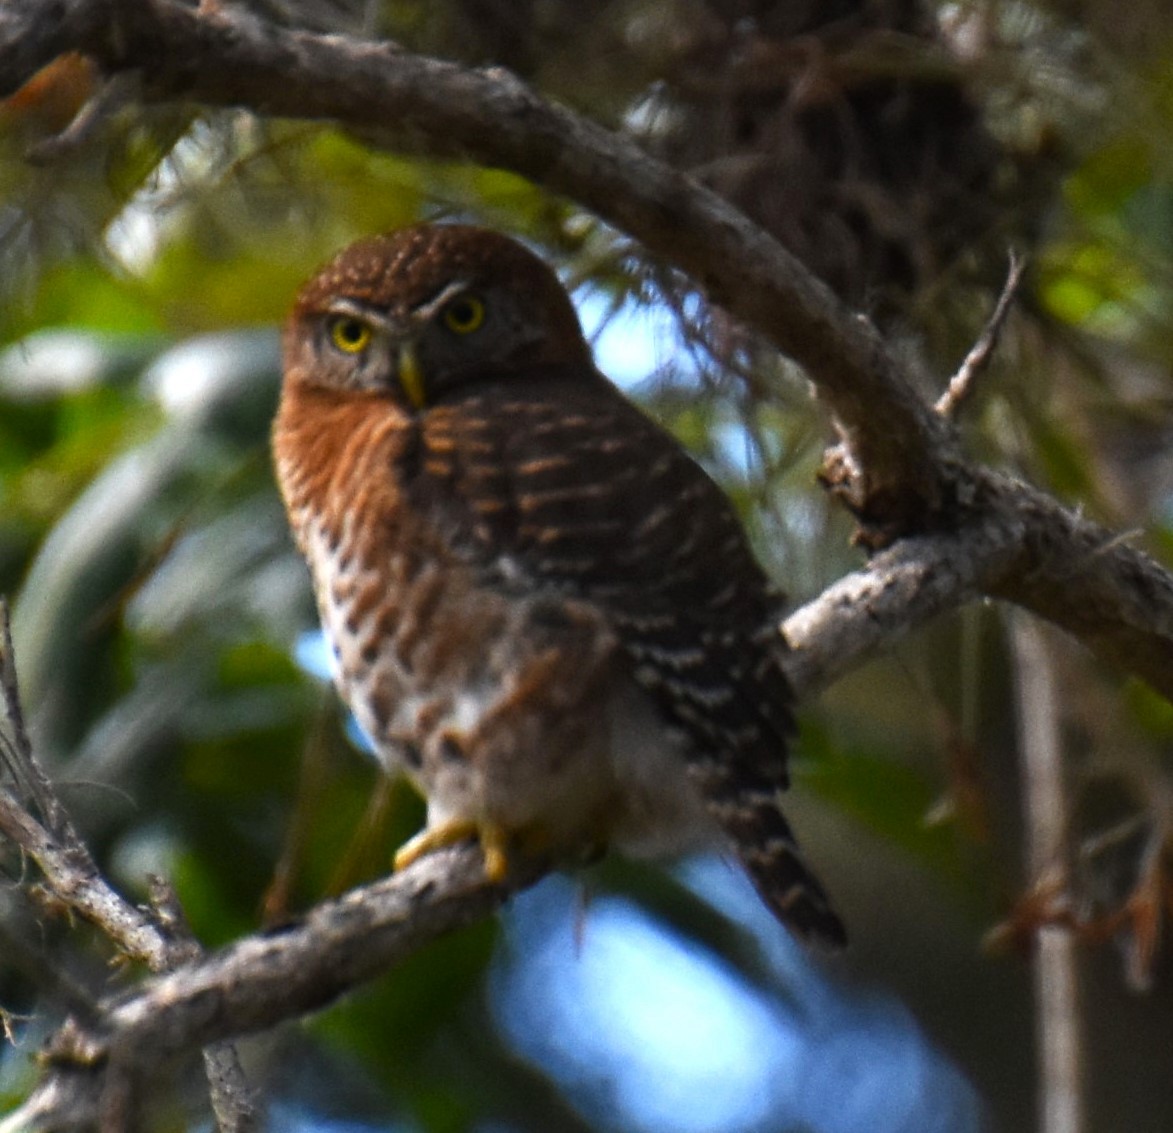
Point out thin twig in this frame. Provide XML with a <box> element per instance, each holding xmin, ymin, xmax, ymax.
<box><xmin>0</xmin><ymin>598</ymin><xmax>259</xmax><ymax>1130</ymax></box>
<box><xmin>26</xmin><ymin>71</ymin><xmax>137</xmax><ymax>164</ymax></box>
<box><xmin>1010</xmin><ymin>612</ymin><xmax>1083</xmax><ymax>1133</ymax></box>
<box><xmin>935</xmin><ymin>251</ymin><xmax>1025</xmax><ymax>418</ymax></box>
<box><xmin>147</xmin><ymin>875</ymin><xmax>263</xmax><ymax>1133</ymax></box>
<box><xmin>0</xmin><ymin>598</ymin><xmax>63</xmax><ymax>831</ymax></box>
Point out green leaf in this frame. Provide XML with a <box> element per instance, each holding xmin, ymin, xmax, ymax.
<box><xmin>796</xmin><ymin>721</ymin><xmax>969</xmax><ymax>889</ymax></box>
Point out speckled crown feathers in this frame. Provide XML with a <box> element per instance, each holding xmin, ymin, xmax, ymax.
<box><xmin>290</xmin><ymin>224</ymin><xmax>584</xmax><ymax>343</ymax></box>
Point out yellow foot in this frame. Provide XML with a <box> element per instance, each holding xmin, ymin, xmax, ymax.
<box><xmin>393</xmin><ymin>818</ymin><xmax>511</xmax><ymax>883</ymax></box>
<box><xmin>480</xmin><ymin>823</ymin><xmax>510</xmax><ymax>884</ymax></box>
<box><xmin>393</xmin><ymin>818</ymin><xmax>479</xmax><ymax>871</ymax></box>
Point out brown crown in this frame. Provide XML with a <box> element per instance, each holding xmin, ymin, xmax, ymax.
<box><xmin>292</xmin><ymin>224</ymin><xmax>582</xmax><ymax>335</ymax></box>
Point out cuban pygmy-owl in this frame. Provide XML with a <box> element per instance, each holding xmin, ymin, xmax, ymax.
<box><xmin>273</xmin><ymin>223</ymin><xmax>844</xmax><ymax>945</ymax></box>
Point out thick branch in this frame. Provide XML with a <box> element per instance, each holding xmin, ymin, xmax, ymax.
<box><xmin>4</xmin><ymin>2</ymin><xmax>1173</xmax><ymax>697</ymax></box>
<box><xmin>0</xmin><ymin>0</ymin><xmax>954</xmax><ymax>528</ymax></box>
<box><xmin>986</xmin><ymin>475</ymin><xmax>1173</xmax><ymax>700</ymax></box>
<box><xmin>786</xmin><ymin>469</ymin><xmax>1173</xmax><ymax>703</ymax></box>
<box><xmin>6</xmin><ymin>470</ymin><xmax>1173</xmax><ymax>1127</ymax></box>
<box><xmin>4</xmin><ymin>4</ymin><xmax>1173</xmax><ymax>1124</ymax></box>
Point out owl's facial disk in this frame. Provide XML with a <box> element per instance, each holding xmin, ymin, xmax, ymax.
<box><xmin>296</xmin><ymin>277</ymin><xmax>561</xmax><ymax>408</ymax></box>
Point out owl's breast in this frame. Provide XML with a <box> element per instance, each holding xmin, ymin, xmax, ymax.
<box><xmin>284</xmin><ymin>410</ymin><xmax>498</xmax><ymax>775</ymax></box>
<box><xmin>274</xmin><ymin>379</ymin><xmax>713</xmax><ymax>860</ymax></box>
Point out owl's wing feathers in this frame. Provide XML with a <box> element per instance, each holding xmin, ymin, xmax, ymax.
<box><xmin>417</xmin><ymin>374</ymin><xmax>845</xmax><ymax>945</ymax></box>
<box><xmin>420</xmin><ymin>375</ymin><xmax>793</xmax><ymax>778</ymax></box>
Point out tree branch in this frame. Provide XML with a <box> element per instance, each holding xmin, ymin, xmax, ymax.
<box><xmin>5</xmin><ymin>471</ymin><xmax>1172</xmax><ymax>1126</ymax></box>
<box><xmin>3</xmin><ymin>1</ymin><xmax>1169</xmax><ymax>702</ymax></box>
<box><xmin>1</xmin><ymin>600</ymin><xmax>258</xmax><ymax>1132</ymax></box>
<box><xmin>935</xmin><ymin>251</ymin><xmax>1025</xmax><ymax>419</ymax></box>
<box><xmin>3</xmin><ymin>843</ymin><xmax>525</xmax><ymax>1132</ymax></box>
<box><xmin>6</xmin><ymin>476</ymin><xmax>1162</xmax><ymax>1129</ymax></box>
<box><xmin>1010</xmin><ymin>614</ymin><xmax>1084</xmax><ymax>1133</ymax></box>
<box><xmin>4</xmin><ymin>2</ymin><xmax>1173</xmax><ymax>1126</ymax></box>
<box><xmin>0</xmin><ymin>0</ymin><xmax>954</xmax><ymax>531</ymax></box>
<box><xmin>987</xmin><ymin>487</ymin><xmax>1173</xmax><ymax>703</ymax></box>
<box><xmin>0</xmin><ymin>522</ymin><xmax>967</xmax><ymax>1131</ymax></box>
<box><xmin>786</xmin><ymin>469</ymin><xmax>1173</xmax><ymax>703</ymax></box>
<box><xmin>782</xmin><ymin>498</ymin><xmax>1014</xmax><ymax>695</ymax></box>
<box><xmin>1</xmin><ymin>602</ymin><xmax>172</xmax><ymax>971</ymax></box>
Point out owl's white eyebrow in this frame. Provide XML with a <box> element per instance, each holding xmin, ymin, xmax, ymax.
<box><xmin>324</xmin><ymin>298</ymin><xmax>396</xmax><ymax>329</ymax></box>
<box><xmin>324</xmin><ymin>283</ymin><xmax>471</xmax><ymax>328</ymax></box>
<box><xmin>410</xmin><ymin>280</ymin><xmax>471</xmax><ymax>321</ymax></box>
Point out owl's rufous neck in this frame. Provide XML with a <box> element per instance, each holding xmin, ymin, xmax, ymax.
<box><xmin>273</xmin><ymin>378</ymin><xmax>412</xmax><ymax>541</ymax></box>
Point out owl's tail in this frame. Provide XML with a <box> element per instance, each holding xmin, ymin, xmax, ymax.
<box><xmin>693</xmin><ymin>763</ymin><xmax>847</xmax><ymax>948</ymax></box>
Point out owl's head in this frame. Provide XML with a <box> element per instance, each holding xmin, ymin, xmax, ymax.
<box><xmin>283</xmin><ymin>224</ymin><xmax>593</xmax><ymax>407</ymax></box>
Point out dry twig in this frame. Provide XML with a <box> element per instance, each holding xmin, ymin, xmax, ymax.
<box><xmin>935</xmin><ymin>251</ymin><xmax>1025</xmax><ymax>419</ymax></box>
<box><xmin>1011</xmin><ymin>613</ymin><xmax>1083</xmax><ymax>1133</ymax></box>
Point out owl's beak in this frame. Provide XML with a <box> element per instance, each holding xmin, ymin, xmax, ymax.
<box><xmin>397</xmin><ymin>341</ymin><xmax>426</xmax><ymax>410</ymax></box>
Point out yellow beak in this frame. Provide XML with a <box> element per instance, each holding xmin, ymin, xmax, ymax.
<box><xmin>398</xmin><ymin>342</ymin><xmax>426</xmax><ymax>410</ymax></box>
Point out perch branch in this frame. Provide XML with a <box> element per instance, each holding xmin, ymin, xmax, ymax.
<box><xmin>7</xmin><ymin>479</ymin><xmax>1161</xmax><ymax>1131</ymax></box>
<box><xmin>7</xmin><ymin>469</ymin><xmax>1173</xmax><ymax>1127</ymax></box>
<box><xmin>3</xmin><ymin>844</ymin><xmax>524</xmax><ymax>1132</ymax></box>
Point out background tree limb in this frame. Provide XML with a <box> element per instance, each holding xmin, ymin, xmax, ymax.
<box><xmin>0</xmin><ymin>0</ymin><xmax>955</xmax><ymax>524</ymax></box>
<box><xmin>2</xmin><ymin>1</ymin><xmax>1170</xmax><ymax>704</ymax></box>
<box><xmin>3</xmin><ymin>2</ymin><xmax>1173</xmax><ymax>1129</ymax></box>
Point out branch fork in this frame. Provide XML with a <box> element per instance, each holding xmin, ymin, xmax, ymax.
<box><xmin>1</xmin><ymin>3</ymin><xmax>1173</xmax><ymax>1128</ymax></box>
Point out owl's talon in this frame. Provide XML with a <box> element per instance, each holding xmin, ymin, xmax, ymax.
<box><xmin>393</xmin><ymin>818</ymin><xmax>512</xmax><ymax>882</ymax></box>
<box><xmin>480</xmin><ymin>823</ymin><xmax>510</xmax><ymax>883</ymax></box>
<box><xmin>393</xmin><ymin>818</ymin><xmax>479</xmax><ymax>872</ymax></box>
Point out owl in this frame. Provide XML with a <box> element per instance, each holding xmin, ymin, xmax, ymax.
<box><xmin>273</xmin><ymin>223</ymin><xmax>844</xmax><ymax>945</ymax></box>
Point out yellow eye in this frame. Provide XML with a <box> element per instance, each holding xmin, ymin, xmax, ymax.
<box><xmin>442</xmin><ymin>295</ymin><xmax>485</xmax><ymax>335</ymax></box>
<box><xmin>328</xmin><ymin>316</ymin><xmax>373</xmax><ymax>354</ymax></box>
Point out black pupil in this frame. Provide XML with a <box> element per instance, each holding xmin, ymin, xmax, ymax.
<box><xmin>449</xmin><ymin>301</ymin><xmax>476</xmax><ymax>327</ymax></box>
<box><xmin>338</xmin><ymin>319</ymin><xmax>364</xmax><ymax>343</ymax></box>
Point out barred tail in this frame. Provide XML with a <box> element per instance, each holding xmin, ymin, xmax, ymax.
<box><xmin>692</xmin><ymin>764</ymin><xmax>846</xmax><ymax>947</ymax></box>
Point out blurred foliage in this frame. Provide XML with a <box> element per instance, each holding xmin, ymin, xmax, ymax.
<box><xmin>4</xmin><ymin>0</ymin><xmax>1173</xmax><ymax>1130</ymax></box>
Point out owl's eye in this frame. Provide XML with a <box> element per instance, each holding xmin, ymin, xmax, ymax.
<box><xmin>328</xmin><ymin>316</ymin><xmax>373</xmax><ymax>354</ymax></box>
<box><xmin>441</xmin><ymin>295</ymin><xmax>485</xmax><ymax>335</ymax></box>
